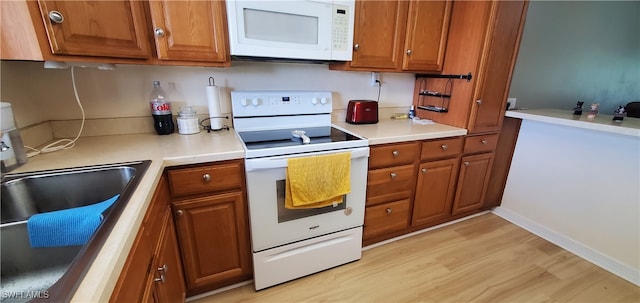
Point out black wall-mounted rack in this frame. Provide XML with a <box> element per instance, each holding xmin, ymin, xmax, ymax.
<box><xmin>415</xmin><ymin>72</ymin><xmax>473</xmax><ymax>82</ymax></box>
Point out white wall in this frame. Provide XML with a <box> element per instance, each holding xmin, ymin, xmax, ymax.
<box><xmin>0</xmin><ymin>60</ymin><xmax>414</xmax><ymax>128</ymax></box>
<box><xmin>498</xmin><ymin>120</ymin><xmax>640</xmax><ymax>284</ymax></box>
<box><xmin>509</xmin><ymin>1</ymin><xmax>640</xmax><ymax>114</ymax></box>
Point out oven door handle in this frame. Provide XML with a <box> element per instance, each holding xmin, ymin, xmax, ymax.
<box><xmin>245</xmin><ymin>147</ymin><xmax>369</xmax><ymax>172</ymax></box>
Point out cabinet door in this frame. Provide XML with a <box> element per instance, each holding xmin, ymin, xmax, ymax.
<box><xmin>172</xmin><ymin>191</ymin><xmax>252</xmax><ymax>295</ymax></box>
<box><xmin>468</xmin><ymin>0</ymin><xmax>527</xmax><ymax>133</ymax></box>
<box><xmin>109</xmin><ymin>225</ymin><xmax>153</xmax><ymax>302</ymax></box>
<box><xmin>36</xmin><ymin>0</ymin><xmax>151</xmax><ymax>58</ymax></box>
<box><xmin>148</xmin><ymin>0</ymin><xmax>229</xmax><ymax>62</ymax></box>
<box><xmin>402</xmin><ymin>0</ymin><xmax>452</xmax><ymax>71</ymax></box>
<box><xmin>153</xmin><ymin>211</ymin><xmax>186</xmax><ymax>303</ymax></box>
<box><xmin>349</xmin><ymin>0</ymin><xmax>408</xmax><ymax>69</ymax></box>
<box><xmin>451</xmin><ymin>153</ymin><xmax>494</xmax><ymax>215</ymax></box>
<box><xmin>412</xmin><ymin>158</ymin><xmax>459</xmax><ymax>227</ymax></box>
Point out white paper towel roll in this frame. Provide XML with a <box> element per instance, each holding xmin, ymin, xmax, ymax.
<box><xmin>206</xmin><ymin>85</ymin><xmax>224</xmax><ymax>130</ymax></box>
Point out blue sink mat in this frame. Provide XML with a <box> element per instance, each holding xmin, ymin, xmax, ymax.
<box><xmin>27</xmin><ymin>194</ymin><xmax>120</xmax><ymax>248</ymax></box>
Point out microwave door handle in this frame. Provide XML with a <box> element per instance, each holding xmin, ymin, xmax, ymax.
<box><xmin>245</xmin><ymin>147</ymin><xmax>369</xmax><ymax>172</ymax></box>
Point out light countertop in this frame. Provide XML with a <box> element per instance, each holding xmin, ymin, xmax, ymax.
<box><xmin>9</xmin><ymin>119</ymin><xmax>466</xmax><ymax>302</ymax></box>
<box><xmin>334</xmin><ymin>118</ymin><xmax>467</xmax><ymax>145</ymax></box>
<box><xmin>505</xmin><ymin>108</ymin><xmax>640</xmax><ymax>138</ymax></box>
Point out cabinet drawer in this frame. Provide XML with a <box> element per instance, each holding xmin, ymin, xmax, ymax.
<box><xmin>168</xmin><ymin>161</ymin><xmax>243</xmax><ymax>197</ymax></box>
<box><xmin>420</xmin><ymin>137</ymin><xmax>463</xmax><ymax>161</ymax></box>
<box><xmin>363</xmin><ymin>199</ymin><xmax>411</xmax><ymax>240</ymax></box>
<box><xmin>369</xmin><ymin>142</ymin><xmax>419</xmax><ymax>169</ymax></box>
<box><xmin>463</xmin><ymin>133</ymin><xmax>499</xmax><ymax>154</ymax></box>
<box><xmin>366</xmin><ymin>164</ymin><xmax>416</xmax><ymax>206</ymax></box>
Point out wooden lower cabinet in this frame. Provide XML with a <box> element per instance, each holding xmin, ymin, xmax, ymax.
<box><xmin>364</xmin><ymin>135</ymin><xmax>501</xmax><ymax>246</ymax></box>
<box><xmin>412</xmin><ymin>158</ymin><xmax>459</xmax><ymax>227</ymax></box>
<box><xmin>111</xmin><ymin>176</ymin><xmax>185</xmax><ymax>303</ymax></box>
<box><xmin>153</xmin><ymin>213</ymin><xmax>185</xmax><ymax>302</ymax></box>
<box><xmin>451</xmin><ymin>152</ymin><xmax>494</xmax><ymax>215</ymax></box>
<box><xmin>172</xmin><ymin>191</ymin><xmax>252</xmax><ymax>296</ymax></box>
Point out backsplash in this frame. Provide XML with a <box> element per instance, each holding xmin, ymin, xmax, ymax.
<box><xmin>1</xmin><ymin>60</ymin><xmax>415</xmax><ymax>132</ymax></box>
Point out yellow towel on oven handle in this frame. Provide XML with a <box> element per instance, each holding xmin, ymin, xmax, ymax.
<box><xmin>285</xmin><ymin>152</ymin><xmax>351</xmax><ymax>209</ymax></box>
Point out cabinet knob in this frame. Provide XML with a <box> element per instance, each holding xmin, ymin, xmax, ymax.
<box><xmin>481</xmin><ymin>139</ymin><xmax>488</xmax><ymax>144</ymax></box>
<box><xmin>390</xmin><ymin>172</ymin><xmax>397</xmax><ymax>179</ymax></box>
<box><xmin>386</xmin><ymin>208</ymin><xmax>392</xmax><ymax>215</ymax></box>
<box><xmin>464</xmin><ymin>161</ymin><xmax>470</xmax><ymax>166</ymax></box>
<box><xmin>176</xmin><ymin>210</ymin><xmax>184</xmax><ymax>216</ymax></box>
<box><xmin>202</xmin><ymin>173</ymin><xmax>211</xmax><ymax>182</ymax></box>
<box><xmin>441</xmin><ymin>144</ymin><xmax>448</xmax><ymax>151</ymax></box>
<box><xmin>476</xmin><ymin>99</ymin><xmax>483</xmax><ymax>105</ymax></box>
<box><xmin>406</xmin><ymin>49</ymin><xmax>412</xmax><ymax>56</ymax></box>
<box><xmin>392</xmin><ymin>150</ymin><xmax>399</xmax><ymax>157</ymax></box>
<box><xmin>154</xmin><ymin>28</ymin><xmax>166</xmax><ymax>37</ymax></box>
<box><xmin>48</xmin><ymin>10</ymin><xmax>64</xmax><ymax>24</ymax></box>
<box><xmin>158</xmin><ymin>264</ymin><xmax>168</xmax><ymax>273</ymax></box>
<box><xmin>354</xmin><ymin>44</ymin><xmax>360</xmax><ymax>51</ymax></box>
<box><xmin>154</xmin><ymin>274</ymin><xmax>166</xmax><ymax>284</ymax></box>
<box><xmin>421</xmin><ymin>168</ymin><xmax>427</xmax><ymax>173</ymax></box>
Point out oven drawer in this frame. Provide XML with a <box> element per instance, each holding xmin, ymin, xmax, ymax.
<box><xmin>167</xmin><ymin>160</ymin><xmax>244</xmax><ymax>197</ymax></box>
<box><xmin>366</xmin><ymin>164</ymin><xmax>416</xmax><ymax>206</ymax></box>
<box><xmin>363</xmin><ymin>199</ymin><xmax>411</xmax><ymax>240</ymax></box>
<box><xmin>421</xmin><ymin>137</ymin><xmax>463</xmax><ymax>161</ymax></box>
<box><xmin>369</xmin><ymin>142</ymin><xmax>419</xmax><ymax>169</ymax></box>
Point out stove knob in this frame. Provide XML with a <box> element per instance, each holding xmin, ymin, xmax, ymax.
<box><xmin>240</xmin><ymin>98</ymin><xmax>248</xmax><ymax>107</ymax></box>
<box><xmin>320</xmin><ymin>97</ymin><xmax>328</xmax><ymax>105</ymax></box>
<box><xmin>252</xmin><ymin>98</ymin><xmax>260</xmax><ymax>106</ymax></box>
<box><xmin>311</xmin><ymin>98</ymin><xmax>319</xmax><ymax>105</ymax></box>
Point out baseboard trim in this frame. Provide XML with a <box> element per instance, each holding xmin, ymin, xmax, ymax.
<box><xmin>185</xmin><ymin>280</ymin><xmax>253</xmax><ymax>302</ymax></box>
<box><xmin>492</xmin><ymin>206</ymin><xmax>640</xmax><ymax>286</ymax></box>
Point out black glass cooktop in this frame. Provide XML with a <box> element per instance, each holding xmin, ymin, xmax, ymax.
<box><xmin>238</xmin><ymin>126</ymin><xmax>363</xmax><ymax>150</ymax></box>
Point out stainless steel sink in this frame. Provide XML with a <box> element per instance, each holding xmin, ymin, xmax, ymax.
<box><xmin>0</xmin><ymin>160</ymin><xmax>150</xmax><ymax>302</ymax></box>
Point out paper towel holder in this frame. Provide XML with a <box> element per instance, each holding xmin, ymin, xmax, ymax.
<box><xmin>204</xmin><ymin>76</ymin><xmax>230</xmax><ymax>132</ymax></box>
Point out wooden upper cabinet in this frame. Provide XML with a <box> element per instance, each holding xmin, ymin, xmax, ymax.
<box><xmin>148</xmin><ymin>0</ymin><xmax>229</xmax><ymax>62</ymax></box>
<box><xmin>36</xmin><ymin>0</ymin><xmax>151</xmax><ymax>59</ymax></box>
<box><xmin>468</xmin><ymin>0</ymin><xmax>527</xmax><ymax>133</ymax></box>
<box><xmin>349</xmin><ymin>0</ymin><xmax>408</xmax><ymax>69</ymax></box>
<box><xmin>402</xmin><ymin>0</ymin><xmax>451</xmax><ymax>71</ymax></box>
<box><xmin>331</xmin><ymin>0</ymin><xmax>452</xmax><ymax>73</ymax></box>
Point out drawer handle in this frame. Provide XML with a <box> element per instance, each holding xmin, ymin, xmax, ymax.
<box><xmin>390</xmin><ymin>172</ymin><xmax>397</xmax><ymax>179</ymax></box>
<box><xmin>176</xmin><ymin>210</ymin><xmax>184</xmax><ymax>216</ymax></box>
<box><xmin>476</xmin><ymin>99</ymin><xmax>483</xmax><ymax>105</ymax></box>
<box><xmin>386</xmin><ymin>208</ymin><xmax>392</xmax><ymax>215</ymax></box>
<box><xmin>441</xmin><ymin>144</ymin><xmax>448</xmax><ymax>151</ymax></box>
<box><xmin>354</xmin><ymin>43</ymin><xmax>360</xmax><ymax>51</ymax></box>
<box><xmin>481</xmin><ymin>139</ymin><xmax>488</xmax><ymax>144</ymax></box>
<box><xmin>421</xmin><ymin>168</ymin><xmax>427</xmax><ymax>173</ymax></box>
<box><xmin>392</xmin><ymin>150</ymin><xmax>399</xmax><ymax>157</ymax></box>
<box><xmin>464</xmin><ymin>161</ymin><xmax>470</xmax><ymax>166</ymax></box>
<box><xmin>202</xmin><ymin>173</ymin><xmax>211</xmax><ymax>182</ymax></box>
<box><xmin>154</xmin><ymin>274</ymin><xmax>166</xmax><ymax>284</ymax></box>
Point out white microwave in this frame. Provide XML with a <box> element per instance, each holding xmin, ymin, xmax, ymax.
<box><xmin>226</xmin><ymin>0</ymin><xmax>355</xmax><ymax>61</ymax></box>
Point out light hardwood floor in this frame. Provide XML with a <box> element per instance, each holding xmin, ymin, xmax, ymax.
<box><xmin>193</xmin><ymin>213</ymin><xmax>639</xmax><ymax>302</ymax></box>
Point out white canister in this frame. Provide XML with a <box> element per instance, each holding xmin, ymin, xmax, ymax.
<box><xmin>177</xmin><ymin>107</ymin><xmax>200</xmax><ymax>135</ymax></box>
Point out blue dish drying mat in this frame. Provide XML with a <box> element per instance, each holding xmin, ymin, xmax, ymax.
<box><xmin>27</xmin><ymin>194</ymin><xmax>120</xmax><ymax>248</ymax></box>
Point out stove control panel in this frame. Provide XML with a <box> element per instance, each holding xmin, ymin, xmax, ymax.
<box><xmin>231</xmin><ymin>91</ymin><xmax>333</xmax><ymax>117</ymax></box>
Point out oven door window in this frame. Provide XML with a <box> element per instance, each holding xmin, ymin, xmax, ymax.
<box><xmin>276</xmin><ymin>180</ymin><xmax>346</xmax><ymax>223</ymax></box>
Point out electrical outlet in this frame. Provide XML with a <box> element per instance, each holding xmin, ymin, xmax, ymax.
<box><xmin>370</xmin><ymin>72</ymin><xmax>380</xmax><ymax>87</ymax></box>
<box><xmin>507</xmin><ymin>97</ymin><xmax>517</xmax><ymax>109</ymax></box>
